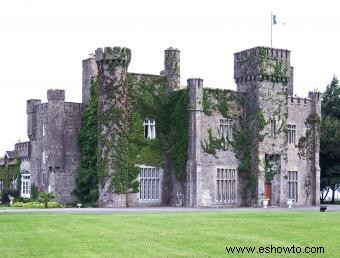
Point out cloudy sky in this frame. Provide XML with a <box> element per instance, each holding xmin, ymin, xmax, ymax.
<box><xmin>0</xmin><ymin>0</ymin><xmax>339</xmax><ymax>154</ymax></box>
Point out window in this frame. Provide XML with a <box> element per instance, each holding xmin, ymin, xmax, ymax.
<box><xmin>42</xmin><ymin>151</ymin><xmax>46</xmax><ymax>164</ymax></box>
<box><xmin>271</xmin><ymin>119</ymin><xmax>277</xmax><ymax>138</ymax></box>
<box><xmin>144</xmin><ymin>119</ymin><xmax>156</xmax><ymax>139</ymax></box>
<box><xmin>42</xmin><ymin>123</ymin><xmax>46</xmax><ymax>136</ymax></box>
<box><xmin>287</xmin><ymin>124</ymin><xmax>296</xmax><ymax>144</ymax></box>
<box><xmin>139</xmin><ymin>166</ymin><xmax>160</xmax><ymax>201</ymax></box>
<box><xmin>21</xmin><ymin>170</ymin><xmax>30</xmax><ymax>198</ymax></box>
<box><xmin>288</xmin><ymin>171</ymin><xmax>298</xmax><ymax>202</ymax></box>
<box><xmin>0</xmin><ymin>180</ymin><xmax>2</xmax><ymax>191</ymax></box>
<box><xmin>216</xmin><ymin>168</ymin><xmax>236</xmax><ymax>203</ymax></box>
<box><xmin>218</xmin><ymin>119</ymin><xmax>233</xmax><ymax>141</ymax></box>
<box><xmin>42</xmin><ymin>173</ymin><xmax>47</xmax><ymax>185</ymax></box>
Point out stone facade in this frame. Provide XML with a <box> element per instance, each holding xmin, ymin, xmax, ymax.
<box><xmin>26</xmin><ymin>90</ymin><xmax>84</xmax><ymax>204</ymax></box>
<box><xmin>20</xmin><ymin>45</ymin><xmax>320</xmax><ymax>208</ymax></box>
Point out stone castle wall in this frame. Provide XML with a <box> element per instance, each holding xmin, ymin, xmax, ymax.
<box><xmin>26</xmin><ymin>90</ymin><xmax>84</xmax><ymax>204</ymax></box>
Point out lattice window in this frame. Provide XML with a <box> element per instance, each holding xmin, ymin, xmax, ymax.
<box><xmin>287</xmin><ymin>124</ymin><xmax>296</xmax><ymax>144</ymax></box>
<box><xmin>216</xmin><ymin>168</ymin><xmax>237</xmax><ymax>203</ymax></box>
<box><xmin>139</xmin><ymin>166</ymin><xmax>160</xmax><ymax>201</ymax></box>
<box><xmin>144</xmin><ymin>119</ymin><xmax>156</xmax><ymax>139</ymax></box>
<box><xmin>21</xmin><ymin>170</ymin><xmax>30</xmax><ymax>198</ymax></box>
<box><xmin>218</xmin><ymin>119</ymin><xmax>233</xmax><ymax>141</ymax></box>
<box><xmin>288</xmin><ymin>171</ymin><xmax>298</xmax><ymax>202</ymax></box>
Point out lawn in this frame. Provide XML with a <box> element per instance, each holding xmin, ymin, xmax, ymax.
<box><xmin>0</xmin><ymin>211</ymin><xmax>338</xmax><ymax>257</ymax></box>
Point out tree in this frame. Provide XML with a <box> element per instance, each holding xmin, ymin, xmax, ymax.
<box><xmin>322</xmin><ymin>76</ymin><xmax>340</xmax><ymax>119</ymax></box>
<box><xmin>73</xmin><ymin>79</ymin><xmax>99</xmax><ymax>206</ymax></box>
<box><xmin>320</xmin><ymin>76</ymin><xmax>340</xmax><ymax>203</ymax></box>
<box><xmin>39</xmin><ymin>192</ymin><xmax>55</xmax><ymax>208</ymax></box>
<box><xmin>320</xmin><ymin>116</ymin><xmax>340</xmax><ymax>203</ymax></box>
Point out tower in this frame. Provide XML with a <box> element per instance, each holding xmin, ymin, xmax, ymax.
<box><xmin>82</xmin><ymin>57</ymin><xmax>98</xmax><ymax>105</ymax></box>
<box><xmin>234</xmin><ymin>47</ymin><xmax>291</xmax><ymax>206</ymax></box>
<box><xmin>164</xmin><ymin>47</ymin><xmax>180</xmax><ymax>91</ymax></box>
<box><xmin>186</xmin><ymin>78</ymin><xmax>203</xmax><ymax>207</ymax></box>
<box><xmin>95</xmin><ymin>46</ymin><xmax>131</xmax><ymax>208</ymax></box>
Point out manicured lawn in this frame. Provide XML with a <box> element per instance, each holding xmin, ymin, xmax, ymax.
<box><xmin>0</xmin><ymin>211</ymin><xmax>338</xmax><ymax>257</ymax></box>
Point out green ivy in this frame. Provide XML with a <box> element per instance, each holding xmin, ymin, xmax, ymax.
<box><xmin>201</xmin><ymin>128</ymin><xmax>230</xmax><ymax>157</ymax></box>
<box><xmin>256</xmin><ymin>109</ymin><xmax>266</xmax><ymax>131</ymax></box>
<box><xmin>202</xmin><ymin>88</ymin><xmax>241</xmax><ymax>118</ymax></box>
<box><xmin>74</xmin><ymin>78</ymin><xmax>99</xmax><ymax>206</ymax></box>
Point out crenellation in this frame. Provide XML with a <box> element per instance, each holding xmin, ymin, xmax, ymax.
<box><xmin>47</xmin><ymin>89</ymin><xmax>65</xmax><ymax>101</ymax></box>
<box><xmin>95</xmin><ymin>46</ymin><xmax>131</xmax><ymax>65</ymax></box>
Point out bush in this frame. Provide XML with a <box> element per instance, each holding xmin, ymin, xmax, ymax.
<box><xmin>47</xmin><ymin>202</ymin><xmax>63</xmax><ymax>208</ymax></box>
<box><xmin>23</xmin><ymin>202</ymin><xmax>44</xmax><ymax>208</ymax></box>
<box><xmin>12</xmin><ymin>202</ymin><xmax>24</xmax><ymax>207</ymax></box>
<box><xmin>11</xmin><ymin>201</ymin><xmax>63</xmax><ymax>208</ymax></box>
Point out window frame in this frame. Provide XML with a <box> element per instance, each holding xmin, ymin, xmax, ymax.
<box><xmin>20</xmin><ymin>170</ymin><xmax>31</xmax><ymax>198</ymax></box>
<box><xmin>216</xmin><ymin>167</ymin><xmax>237</xmax><ymax>204</ymax></box>
<box><xmin>139</xmin><ymin>166</ymin><xmax>161</xmax><ymax>201</ymax></box>
<box><xmin>218</xmin><ymin>119</ymin><xmax>234</xmax><ymax>141</ymax></box>
<box><xmin>143</xmin><ymin>119</ymin><xmax>156</xmax><ymax>139</ymax></box>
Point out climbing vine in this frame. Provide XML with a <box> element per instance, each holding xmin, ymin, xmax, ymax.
<box><xmin>201</xmin><ymin>128</ymin><xmax>230</xmax><ymax>157</ymax></box>
<box><xmin>202</xmin><ymin>88</ymin><xmax>241</xmax><ymax>118</ymax></box>
<box><xmin>74</xmin><ymin>78</ymin><xmax>99</xmax><ymax>206</ymax></box>
<box><xmin>259</xmin><ymin>47</ymin><xmax>289</xmax><ymax>85</ymax></box>
<box><xmin>0</xmin><ymin>161</ymin><xmax>20</xmax><ymax>202</ymax></box>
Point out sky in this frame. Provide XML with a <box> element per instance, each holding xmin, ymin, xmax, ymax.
<box><xmin>0</xmin><ymin>0</ymin><xmax>339</xmax><ymax>154</ymax></box>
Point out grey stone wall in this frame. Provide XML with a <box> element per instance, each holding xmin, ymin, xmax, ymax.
<box><xmin>26</xmin><ymin>90</ymin><xmax>84</xmax><ymax>204</ymax></box>
<box><xmin>82</xmin><ymin>58</ymin><xmax>98</xmax><ymax>105</ymax></box>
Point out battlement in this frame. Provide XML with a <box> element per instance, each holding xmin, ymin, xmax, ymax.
<box><xmin>47</xmin><ymin>89</ymin><xmax>65</xmax><ymax>101</ymax></box>
<box><xmin>15</xmin><ymin>141</ymin><xmax>30</xmax><ymax>160</ymax></box>
<box><xmin>234</xmin><ymin>47</ymin><xmax>290</xmax><ymax>63</ymax></box>
<box><xmin>95</xmin><ymin>46</ymin><xmax>131</xmax><ymax>65</ymax></box>
<box><xmin>289</xmin><ymin>96</ymin><xmax>313</xmax><ymax>106</ymax></box>
<box><xmin>308</xmin><ymin>91</ymin><xmax>322</xmax><ymax>102</ymax></box>
<box><xmin>234</xmin><ymin>47</ymin><xmax>291</xmax><ymax>88</ymax></box>
<box><xmin>26</xmin><ymin>99</ymin><xmax>41</xmax><ymax>113</ymax></box>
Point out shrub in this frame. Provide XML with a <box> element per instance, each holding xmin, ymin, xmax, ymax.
<box><xmin>23</xmin><ymin>202</ymin><xmax>44</xmax><ymax>208</ymax></box>
<box><xmin>12</xmin><ymin>202</ymin><xmax>24</xmax><ymax>207</ymax></box>
<box><xmin>47</xmin><ymin>202</ymin><xmax>63</xmax><ymax>208</ymax></box>
<box><xmin>39</xmin><ymin>192</ymin><xmax>55</xmax><ymax>208</ymax></box>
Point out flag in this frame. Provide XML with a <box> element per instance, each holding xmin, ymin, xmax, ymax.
<box><xmin>272</xmin><ymin>14</ymin><xmax>286</xmax><ymax>26</ymax></box>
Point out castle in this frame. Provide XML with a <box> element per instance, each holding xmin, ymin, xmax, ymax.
<box><xmin>1</xmin><ymin>46</ymin><xmax>321</xmax><ymax>208</ymax></box>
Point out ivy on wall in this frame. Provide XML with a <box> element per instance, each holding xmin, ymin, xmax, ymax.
<box><xmin>0</xmin><ymin>161</ymin><xmax>20</xmax><ymax>202</ymax></box>
<box><xmin>202</xmin><ymin>88</ymin><xmax>241</xmax><ymax>118</ymax></box>
<box><xmin>74</xmin><ymin>79</ymin><xmax>99</xmax><ymax>206</ymax></box>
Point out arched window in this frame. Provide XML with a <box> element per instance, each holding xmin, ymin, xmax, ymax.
<box><xmin>21</xmin><ymin>170</ymin><xmax>30</xmax><ymax>198</ymax></box>
<box><xmin>144</xmin><ymin>119</ymin><xmax>156</xmax><ymax>139</ymax></box>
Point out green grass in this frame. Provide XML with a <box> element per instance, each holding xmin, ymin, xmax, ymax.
<box><xmin>0</xmin><ymin>211</ymin><xmax>339</xmax><ymax>257</ymax></box>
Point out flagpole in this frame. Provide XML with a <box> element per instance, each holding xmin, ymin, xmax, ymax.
<box><xmin>270</xmin><ymin>12</ymin><xmax>272</xmax><ymax>48</ymax></box>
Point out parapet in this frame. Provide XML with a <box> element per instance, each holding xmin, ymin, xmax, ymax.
<box><xmin>234</xmin><ymin>47</ymin><xmax>291</xmax><ymax>85</ymax></box>
<box><xmin>47</xmin><ymin>89</ymin><xmax>65</xmax><ymax>101</ymax></box>
<box><xmin>308</xmin><ymin>91</ymin><xmax>322</xmax><ymax>102</ymax></box>
<box><xmin>95</xmin><ymin>46</ymin><xmax>131</xmax><ymax>66</ymax></box>
<box><xmin>234</xmin><ymin>47</ymin><xmax>290</xmax><ymax>63</ymax></box>
<box><xmin>289</xmin><ymin>96</ymin><xmax>313</xmax><ymax>106</ymax></box>
<box><xmin>15</xmin><ymin>141</ymin><xmax>30</xmax><ymax>160</ymax></box>
<box><xmin>26</xmin><ymin>99</ymin><xmax>41</xmax><ymax>113</ymax></box>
